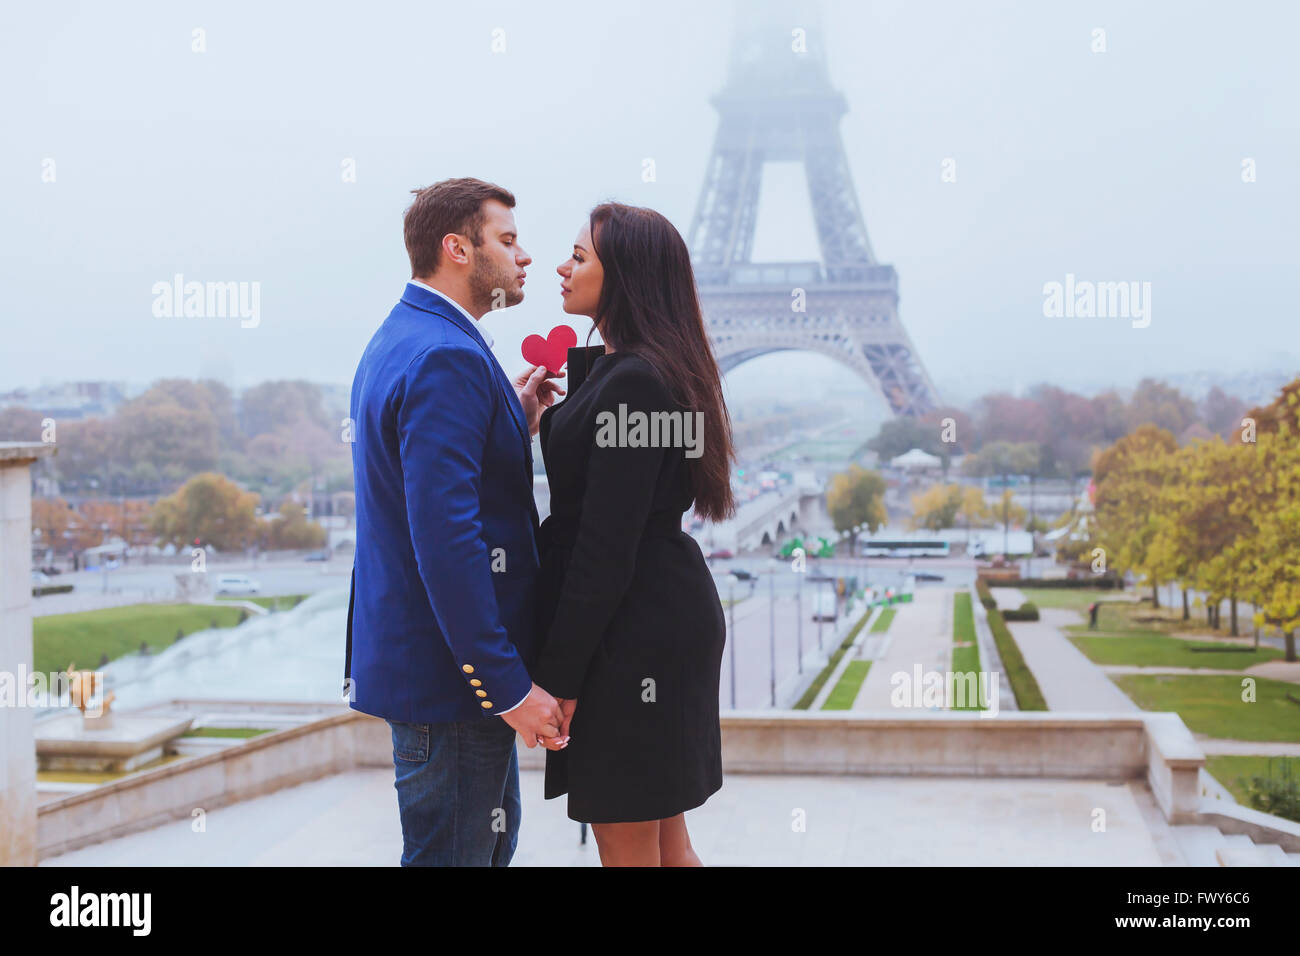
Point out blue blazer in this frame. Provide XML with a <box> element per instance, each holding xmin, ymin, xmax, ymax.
<box><xmin>345</xmin><ymin>282</ymin><xmax>540</xmax><ymax>723</ymax></box>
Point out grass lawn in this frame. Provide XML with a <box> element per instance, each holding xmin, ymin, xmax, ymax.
<box><xmin>180</xmin><ymin>727</ymin><xmax>277</xmax><ymax>738</ymax></box>
<box><xmin>794</xmin><ymin>607</ymin><xmax>872</xmax><ymax>709</ymax></box>
<box><xmin>1068</xmin><ymin>632</ymin><xmax>1283</xmax><ymax>669</ymax></box>
<box><xmin>1204</xmin><ymin>755</ymin><xmax>1300</xmax><ymax>811</ymax></box>
<box><xmin>1022</xmin><ymin>588</ymin><xmax>1131</xmax><ymax>612</ymax></box>
<box><xmin>952</xmin><ymin>592</ymin><xmax>983</xmax><ymax>710</ymax></box>
<box><xmin>1061</xmin><ymin>595</ymin><xmax>1287</xmax><ymax>669</ymax></box>
<box><xmin>1111</xmin><ymin>674</ymin><xmax>1300</xmax><ymax>742</ymax></box>
<box><xmin>33</xmin><ymin>603</ymin><xmax>247</xmax><ymax>675</ymax></box>
<box><xmin>822</xmin><ymin>661</ymin><xmax>871</xmax><ymax>710</ymax></box>
<box><xmin>871</xmin><ymin>608</ymin><xmax>896</xmax><ymax>633</ymax></box>
<box><xmin>215</xmin><ymin>594</ymin><xmax>307</xmax><ymax>611</ymax></box>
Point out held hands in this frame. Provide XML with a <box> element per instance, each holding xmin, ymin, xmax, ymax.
<box><xmin>513</xmin><ymin>364</ymin><xmax>566</xmax><ymax>436</ymax></box>
<box><xmin>534</xmin><ymin>697</ymin><xmax>577</xmax><ymax>752</ymax></box>
<box><xmin>501</xmin><ymin>682</ymin><xmax>567</xmax><ymax>749</ymax></box>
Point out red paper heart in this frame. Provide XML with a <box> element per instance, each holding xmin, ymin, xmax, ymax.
<box><xmin>521</xmin><ymin>325</ymin><xmax>577</xmax><ymax>373</ymax></box>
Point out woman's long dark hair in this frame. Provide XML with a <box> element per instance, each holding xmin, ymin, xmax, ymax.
<box><xmin>587</xmin><ymin>201</ymin><xmax>736</xmax><ymax>522</ymax></box>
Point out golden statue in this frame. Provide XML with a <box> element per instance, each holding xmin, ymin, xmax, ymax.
<box><xmin>66</xmin><ymin>663</ymin><xmax>115</xmax><ymax>718</ymax></box>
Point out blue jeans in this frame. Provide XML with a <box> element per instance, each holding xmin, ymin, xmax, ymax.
<box><xmin>387</xmin><ymin>717</ymin><xmax>521</xmax><ymax>866</ymax></box>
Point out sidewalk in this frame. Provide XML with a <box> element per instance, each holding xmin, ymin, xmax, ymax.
<box><xmin>852</xmin><ymin>588</ymin><xmax>952</xmax><ymax>710</ymax></box>
<box><xmin>1196</xmin><ymin>739</ymin><xmax>1300</xmax><ymax>756</ymax></box>
<box><xmin>1001</xmin><ymin>608</ymin><xmax>1138</xmax><ymax>711</ymax></box>
<box><xmin>989</xmin><ymin>587</ymin><xmax>1026</xmax><ymax>609</ymax></box>
<box><xmin>1100</xmin><ymin>664</ymin><xmax>1300</xmax><ymax>683</ymax></box>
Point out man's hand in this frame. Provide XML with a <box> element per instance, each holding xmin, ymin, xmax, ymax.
<box><xmin>513</xmin><ymin>364</ymin><xmax>565</xmax><ymax>436</ymax></box>
<box><xmin>535</xmin><ymin>697</ymin><xmax>577</xmax><ymax>752</ymax></box>
<box><xmin>500</xmin><ymin>682</ymin><xmax>564</xmax><ymax>748</ymax></box>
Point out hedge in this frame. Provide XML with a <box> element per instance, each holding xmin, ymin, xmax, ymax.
<box><xmin>793</xmin><ymin>607</ymin><xmax>872</xmax><ymax>710</ymax></box>
<box><xmin>33</xmin><ymin>584</ymin><xmax>75</xmax><ymax>597</ymax></box>
<box><xmin>978</xmin><ymin>576</ymin><xmax>1122</xmax><ymax>590</ymax></box>
<box><xmin>986</xmin><ymin>605</ymin><xmax>1048</xmax><ymax>710</ymax></box>
<box><xmin>1002</xmin><ymin>602</ymin><xmax>1040</xmax><ymax>622</ymax></box>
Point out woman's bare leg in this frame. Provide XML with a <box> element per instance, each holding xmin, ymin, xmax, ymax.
<box><xmin>658</xmin><ymin>813</ymin><xmax>702</xmax><ymax>866</ymax></box>
<box><xmin>591</xmin><ymin>820</ymin><xmax>660</xmax><ymax>866</ymax></box>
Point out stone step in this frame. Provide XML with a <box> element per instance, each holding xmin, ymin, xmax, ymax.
<box><xmin>1169</xmin><ymin>825</ymin><xmax>1228</xmax><ymax>867</ymax></box>
<box><xmin>1215</xmin><ymin>844</ymin><xmax>1291</xmax><ymax>866</ymax></box>
<box><xmin>1260</xmin><ymin>842</ymin><xmax>1294</xmax><ymax>866</ymax></box>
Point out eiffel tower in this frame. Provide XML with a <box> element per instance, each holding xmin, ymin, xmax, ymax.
<box><xmin>688</xmin><ymin>3</ymin><xmax>940</xmax><ymax>416</ymax></box>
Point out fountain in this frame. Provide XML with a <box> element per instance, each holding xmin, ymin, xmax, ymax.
<box><xmin>33</xmin><ymin>589</ymin><xmax>350</xmax><ymax>771</ymax></box>
<box><xmin>35</xmin><ymin>666</ymin><xmax>193</xmax><ymax>773</ymax></box>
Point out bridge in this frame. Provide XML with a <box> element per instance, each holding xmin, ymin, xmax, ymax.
<box><xmin>718</xmin><ymin>482</ymin><xmax>825</xmax><ymax>554</ymax></box>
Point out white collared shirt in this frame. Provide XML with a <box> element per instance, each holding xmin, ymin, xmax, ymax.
<box><xmin>408</xmin><ymin>279</ymin><xmax>494</xmax><ymax>348</ymax></box>
<box><xmin>408</xmin><ymin>279</ymin><xmax>529</xmax><ymax>716</ymax></box>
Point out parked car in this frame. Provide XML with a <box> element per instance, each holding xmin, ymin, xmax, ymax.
<box><xmin>914</xmin><ymin>571</ymin><xmax>945</xmax><ymax>582</ymax></box>
<box><xmin>31</xmin><ymin>570</ymin><xmax>51</xmax><ymax>586</ymax></box>
<box><xmin>707</xmin><ymin>548</ymin><xmax>734</xmax><ymax>560</ymax></box>
<box><xmin>304</xmin><ymin>550</ymin><xmax>331</xmax><ymax>562</ymax></box>
<box><xmin>729</xmin><ymin>567</ymin><xmax>755</xmax><ymax>581</ymax></box>
<box><xmin>214</xmin><ymin>574</ymin><xmax>261</xmax><ymax>596</ymax></box>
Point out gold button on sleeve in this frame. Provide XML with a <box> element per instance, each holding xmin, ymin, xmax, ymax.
<box><xmin>469</xmin><ymin>679</ymin><xmax>482</xmax><ymax>687</ymax></box>
<box><xmin>462</xmin><ymin>664</ymin><xmax>474</xmax><ymax>674</ymax></box>
<box><xmin>481</xmin><ymin>701</ymin><xmax>493</xmax><ymax>709</ymax></box>
<box><xmin>476</xmin><ymin>690</ymin><xmax>487</xmax><ymax>698</ymax></box>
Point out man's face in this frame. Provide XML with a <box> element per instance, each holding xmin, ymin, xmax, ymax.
<box><xmin>467</xmin><ymin>200</ymin><xmax>531</xmax><ymax>312</ymax></box>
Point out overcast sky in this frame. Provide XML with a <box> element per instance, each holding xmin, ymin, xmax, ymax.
<box><xmin>3</xmin><ymin>0</ymin><xmax>1296</xmax><ymax>413</ymax></box>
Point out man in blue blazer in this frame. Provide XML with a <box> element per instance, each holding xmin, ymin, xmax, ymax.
<box><xmin>346</xmin><ymin>178</ymin><xmax>567</xmax><ymax>866</ymax></box>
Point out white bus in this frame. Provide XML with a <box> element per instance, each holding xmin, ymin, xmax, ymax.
<box><xmin>860</xmin><ymin>538</ymin><xmax>951</xmax><ymax>558</ymax></box>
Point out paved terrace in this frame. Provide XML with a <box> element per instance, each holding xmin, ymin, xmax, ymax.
<box><xmin>33</xmin><ymin>702</ymin><xmax>1300</xmax><ymax>867</ymax></box>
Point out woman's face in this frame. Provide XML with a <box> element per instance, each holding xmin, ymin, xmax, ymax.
<box><xmin>557</xmin><ymin>221</ymin><xmax>603</xmax><ymax>319</ymax></box>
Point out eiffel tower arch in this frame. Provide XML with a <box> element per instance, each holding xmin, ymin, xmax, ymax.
<box><xmin>688</xmin><ymin>4</ymin><xmax>941</xmax><ymax>417</ymax></box>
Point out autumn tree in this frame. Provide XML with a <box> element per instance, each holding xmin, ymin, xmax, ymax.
<box><xmin>265</xmin><ymin>500</ymin><xmax>328</xmax><ymax>550</ymax></box>
<box><xmin>31</xmin><ymin>498</ymin><xmax>72</xmax><ymax>556</ymax></box>
<box><xmin>1125</xmin><ymin>379</ymin><xmax>1197</xmax><ymax>436</ymax></box>
<box><xmin>0</xmin><ymin>406</ymin><xmax>44</xmax><ymax>441</ymax></box>
<box><xmin>1092</xmin><ymin>424</ymin><xmax>1178</xmax><ymax>606</ymax></box>
<box><xmin>910</xmin><ymin>484</ymin><xmax>966</xmax><ymax>531</ymax></box>
<box><xmin>1237</xmin><ymin>381</ymin><xmax>1300</xmax><ymax>660</ymax></box>
<box><xmin>827</xmin><ymin>465</ymin><xmax>888</xmax><ymax>550</ymax></box>
<box><xmin>1148</xmin><ymin>439</ymin><xmax>1254</xmax><ymax>628</ymax></box>
<box><xmin>149</xmin><ymin>472</ymin><xmax>260</xmax><ymax>551</ymax></box>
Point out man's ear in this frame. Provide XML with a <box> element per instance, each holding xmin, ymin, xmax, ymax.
<box><xmin>442</xmin><ymin>233</ymin><xmax>470</xmax><ymax>266</ymax></box>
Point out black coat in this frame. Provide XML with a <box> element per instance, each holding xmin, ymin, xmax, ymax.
<box><xmin>532</xmin><ymin>345</ymin><xmax>725</xmax><ymax>824</ymax></box>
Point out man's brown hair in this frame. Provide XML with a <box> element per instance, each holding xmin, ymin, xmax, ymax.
<box><xmin>403</xmin><ymin>177</ymin><xmax>516</xmax><ymax>277</ymax></box>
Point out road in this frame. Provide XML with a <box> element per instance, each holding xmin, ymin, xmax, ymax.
<box><xmin>31</xmin><ymin>558</ymin><xmax>353</xmax><ymax>616</ymax></box>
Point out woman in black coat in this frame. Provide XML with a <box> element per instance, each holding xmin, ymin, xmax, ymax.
<box><xmin>531</xmin><ymin>202</ymin><xmax>736</xmax><ymax>866</ymax></box>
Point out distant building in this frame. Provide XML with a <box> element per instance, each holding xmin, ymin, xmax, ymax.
<box><xmin>0</xmin><ymin>381</ymin><xmax>129</xmax><ymax>420</ymax></box>
<box><xmin>889</xmin><ymin>447</ymin><xmax>943</xmax><ymax>471</ymax></box>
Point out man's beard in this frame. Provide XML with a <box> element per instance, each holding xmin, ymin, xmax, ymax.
<box><xmin>468</xmin><ymin>251</ymin><xmax>523</xmax><ymax>313</ymax></box>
